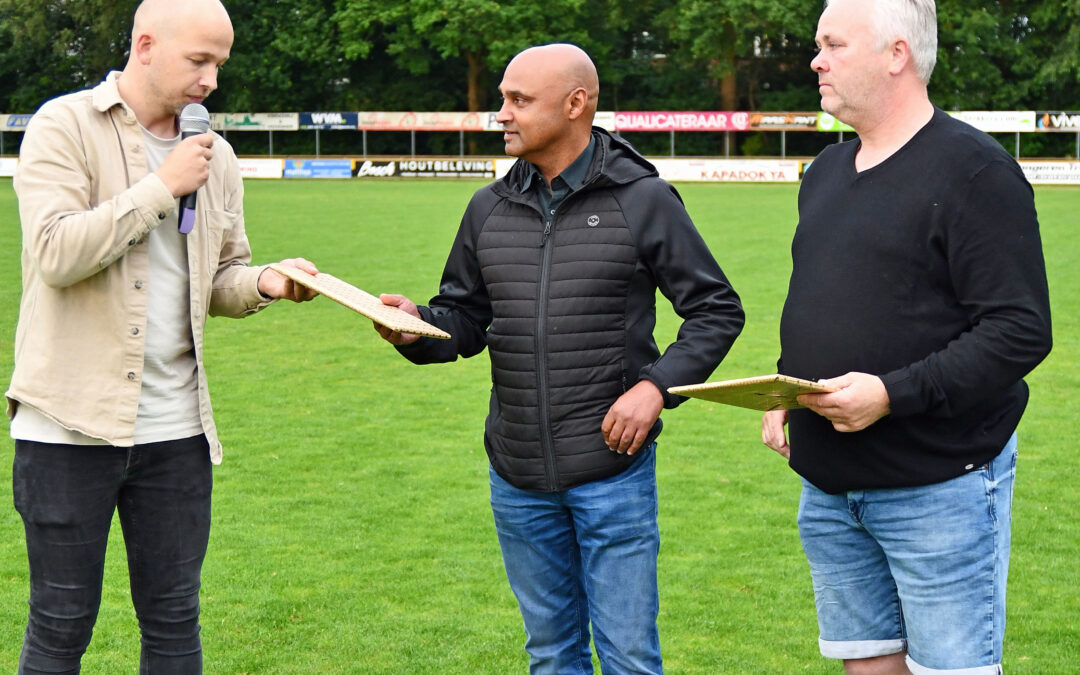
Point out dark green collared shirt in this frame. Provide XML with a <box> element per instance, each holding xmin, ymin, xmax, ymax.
<box><xmin>520</xmin><ymin>136</ymin><xmax>596</xmax><ymax>220</ymax></box>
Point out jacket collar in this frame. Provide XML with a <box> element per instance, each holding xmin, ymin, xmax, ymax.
<box><xmin>496</xmin><ymin>127</ymin><xmax>657</xmax><ymax>201</ymax></box>
<box><xmin>519</xmin><ymin>135</ymin><xmax>596</xmax><ymax>195</ymax></box>
<box><xmin>92</xmin><ymin>71</ymin><xmax>142</xmax><ymax>126</ymax></box>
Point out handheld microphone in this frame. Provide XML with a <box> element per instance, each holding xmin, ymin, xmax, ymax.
<box><xmin>177</xmin><ymin>103</ymin><xmax>211</xmax><ymax>234</ymax></box>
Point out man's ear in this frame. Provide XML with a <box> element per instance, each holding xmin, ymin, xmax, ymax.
<box><xmin>133</xmin><ymin>33</ymin><xmax>155</xmax><ymax>65</ymax></box>
<box><xmin>888</xmin><ymin>38</ymin><xmax>911</xmax><ymax>76</ymax></box>
<box><xmin>566</xmin><ymin>88</ymin><xmax>588</xmax><ymax>120</ymax></box>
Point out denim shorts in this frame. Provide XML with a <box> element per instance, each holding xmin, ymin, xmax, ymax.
<box><xmin>797</xmin><ymin>434</ymin><xmax>1017</xmax><ymax>674</ymax></box>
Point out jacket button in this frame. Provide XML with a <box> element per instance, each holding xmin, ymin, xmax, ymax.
<box><xmin>126</xmin><ymin>372</ymin><xmax>137</xmax><ymax>381</ymax></box>
<box><xmin>128</xmin><ymin>238</ymin><xmax>136</xmax><ymax>246</ymax></box>
<box><xmin>134</xmin><ymin>280</ymin><xmax>143</xmax><ymax>289</ymax></box>
<box><xmin>158</xmin><ymin>212</ymin><xmax>166</xmax><ymax>220</ymax></box>
<box><xmin>131</xmin><ymin>327</ymin><xmax>139</xmax><ymax>335</ymax></box>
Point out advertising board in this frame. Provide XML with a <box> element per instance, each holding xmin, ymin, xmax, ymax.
<box><xmin>299</xmin><ymin>112</ymin><xmax>359</xmax><ymax>130</ymax></box>
<box><xmin>284</xmin><ymin>159</ymin><xmax>354</xmax><ymax>179</ymax></box>
<box><xmin>651</xmin><ymin>158</ymin><xmax>801</xmax><ymax>182</ymax></box>
<box><xmin>614</xmin><ymin>111</ymin><xmax>751</xmax><ymax>132</ymax></box>
<box><xmin>237</xmin><ymin>158</ymin><xmax>284</xmax><ymax>178</ymax></box>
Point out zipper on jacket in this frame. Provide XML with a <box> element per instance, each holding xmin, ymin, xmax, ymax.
<box><xmin>536</xmin><ymin>215</ymin><xmax>559</xmax><ymax>491</ymax></box>
<box><xmin>532</xmin><ymin>172</ymin><xmax>604</xmax><ymax>492</ymax></box>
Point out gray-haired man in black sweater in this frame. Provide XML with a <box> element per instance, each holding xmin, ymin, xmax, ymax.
<box><xmin>762</xmin><ymin>1</ymin><xmax>1052</xmax><ymax>673</ymax></box>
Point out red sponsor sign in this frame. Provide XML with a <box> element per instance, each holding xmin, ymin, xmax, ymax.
<box><xmin>614</xmin><ymin>111</ymin><xmax>751</xmax><ymax>132</ymax></box>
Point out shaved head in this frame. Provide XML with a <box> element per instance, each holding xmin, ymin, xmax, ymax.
<box><xmin>495</xmin><ymin>43</ymin><xmax>600</xmax><ymax>182</ymax></box>
<box><xmin>120</xmin><ymin>0</ymin><xmax>233</xmax><ymax>134</ymax></box>
<box><xmin>132</xmin><ymin>0</ymin><xmax>232</xmax><ymax>43</ymax></box>
<box><xmin>507</xmin><ymin>44</ymin><xmax>599</xmax><ymax>119</ymax></box>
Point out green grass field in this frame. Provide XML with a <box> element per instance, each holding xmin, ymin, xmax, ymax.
<box><xmin>0</xmin><ymin>178</ymin><xmax>1077</xmax><ymax>672</ymax></box>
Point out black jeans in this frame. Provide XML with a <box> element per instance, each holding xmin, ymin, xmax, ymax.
<box><xmin>13</xmin><ymin>435</ymin><xmax>212</xmax><ymax>674</ymax></box>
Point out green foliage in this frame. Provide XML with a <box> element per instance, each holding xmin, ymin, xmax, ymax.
<box><xmin>0</xmin><ymin>178</ymin><xmax>1077</xmax><ymax>671</ymax></box>
<box><xmin>0</xmin><ymin>0</ymin><xmax>138</xmax><ymax>110</ymax></box>
<box><xmin>2</xmin><ymin>1</ymin><xmax>1076</xmax><ymax>120</ymax></box>
<box><xmin>933</xmin><ymin>0</ymin><xmax>1080</xmax><ymax>110</ymax></box>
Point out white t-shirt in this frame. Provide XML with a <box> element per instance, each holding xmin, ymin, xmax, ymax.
<box><xmin>11</xmin><ymin>125</ymin><xmax>203</xmax><ymax>445</ymax></box>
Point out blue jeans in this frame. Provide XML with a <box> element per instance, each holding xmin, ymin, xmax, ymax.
<box><xmin>797</xmin><ymin>434</ymin><xmax>1017</xmax><ymax>674</ymax></box>
<box><xmin>489</xmin><ymin>443</ymin><xmax>662</xmax><ymax>675</ymax></box>
<box><xmin>12</xmin><ymin>436</ymin><xmax>212</xmax><ymax>674</ymax></box>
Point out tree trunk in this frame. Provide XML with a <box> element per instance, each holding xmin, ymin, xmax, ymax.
<box><xmin>465</xmin><ymin>50</ymin><xmax>488</xmax><ymax>155</ymax></box>
<box><xmin>719</xmin><ymin>22</ymin><xmax>737</xmax><ymax>110</ymax></box>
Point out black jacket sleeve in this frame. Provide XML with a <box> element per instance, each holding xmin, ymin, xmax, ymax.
<box><xmin>622</xmin><ymin>179</ymin><xmax>745</xmax><ymax>407</ymax></box>
<box><xmin>395</xmin><ymin>190</ymin><xmax>497</xmax><ymax>365</ymax></box>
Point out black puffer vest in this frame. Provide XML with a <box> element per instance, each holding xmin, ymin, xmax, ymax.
<box><xmin>479</xmin><ymin>165</ymin><xmax>642</xmax><ymax>491</ymax></box>
<box><xmin>399</xmin><ymin>128</ymin><xmax>745</xmax><ymax>492</ymax></box>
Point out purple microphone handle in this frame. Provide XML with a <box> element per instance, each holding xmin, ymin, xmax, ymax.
<box><xmin>179</xmin><ymin>206</ymin><xmax>196</xmax><ymax>234</ymax></box>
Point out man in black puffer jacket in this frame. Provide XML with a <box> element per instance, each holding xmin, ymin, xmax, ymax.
<box><xmin>376</xmin><ymin>43</ymin><xmax>744</xmax><ymax>674</ymax></box>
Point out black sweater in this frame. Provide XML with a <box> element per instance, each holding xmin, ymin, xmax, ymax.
<box><xmin>780</xmin><ymin>108</ymin><xmax>1052</xmax><ymax>493</ymax></box>
<box><xmin>399</xmin><ymin>129</ymin><xmax>744</xmax><ymax>492</ymax></box>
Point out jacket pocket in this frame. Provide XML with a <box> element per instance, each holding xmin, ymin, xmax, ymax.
<box><xmin>202</xmin><ymin>209</ymin><xmax>238</xmax><ymax>271</ymax></box>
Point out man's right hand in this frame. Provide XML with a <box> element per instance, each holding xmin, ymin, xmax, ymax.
<box><xmin>761</xmin><ymin>409</ymin><xmax>790</xmax><ymax>459</ymax></box>
<box><xmin>157</xmin><ymin>133</ymin><xmax>215</xmax><ymax>198</ymax></box>
<box><xmin>375</xmin><ymin>294</ymin><xmax>421</xmax><ymax>345</ymax></box>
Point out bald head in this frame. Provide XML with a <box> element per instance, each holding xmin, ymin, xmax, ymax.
<box><xmin>507</xmin><ymin>44</ymin><xmax>599</xmax><ymax>120</ymax></box>
<box><xmin>120</xmin><ymin>0</ymin><xmax>232</xmax><ymax>133</ymax></box>
<box><xmin>132</xmin><ymin>0</ymin><xmax>232</xmax><ymax>44</ymax></box>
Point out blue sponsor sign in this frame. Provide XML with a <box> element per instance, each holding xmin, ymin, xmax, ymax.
<box><xmin>283</xmin><ymin>159</ymin><xmax>354</xmax><ymax>179</ymax></box>
<box><xmin>299</xmin><ymin>112</ymin><xmax>358</xmax><ymax>130</ymax></box>
<box><xmin>3</xmin><ymin>114</ymin><xmax>34</xmax><ymax>130</ymax></box>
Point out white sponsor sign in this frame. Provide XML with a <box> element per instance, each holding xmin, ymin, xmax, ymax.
<box><xmin>947</xmin><ymin>111</ymin><xmax>1035</xmax><ymax>133</ymax></box>
<box><xmin>1019</xmin><ymin>161</ymin><xmax>1080</xmax><ymax>185</ymax></box>
<box><xmin>1037</xmin><ymin>111</ymin><xmax>1080</xmax><ymax>132</ymax></box>
<box><xmin>482</xmin><ymin>112</ymin><xmax>615</xmax><ymax>132</ymax></box>
<box><xmin>650</xmin><ymin>158</ymin><xmax>801</xmax><ymax>183</ymax></box>
<box><xmin>593</xmin><ymin>111</ymin><xmax>616</xmax><ymax>131</ymax></box>
<box><xmin>495</xmin><ymin>157</ymin><xmax>800</xmax><ymax>183</ymax></box>
<box><xmin>238</xmin><ymin>158</ymin><xmax>283</xmax><ymax>179</ymax></box>
<box><xmin>494</xmin><ymin>158</ymin><xmax>517</xmax><ymax>180</ymax></box>
<box><xmin>0</xmin><ymin>157</ymin><xmax>17</xmax><ymax>177</ymax></box>
<box><xmin>213</xmin><ymin>113</ymin><xmax>299</xmax><ymax>131</ymax></box>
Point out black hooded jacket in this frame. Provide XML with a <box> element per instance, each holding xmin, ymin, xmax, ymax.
<box><xmin>399</xmin><ymin>128</ymin><xmax>744</xmax><ymax>492</ymax></box>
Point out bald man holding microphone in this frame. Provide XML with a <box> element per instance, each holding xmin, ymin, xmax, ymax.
<box><xmin>8</xmin><ymin>1</ymin><xmax>317</xmax><ymax>671</ymax></box>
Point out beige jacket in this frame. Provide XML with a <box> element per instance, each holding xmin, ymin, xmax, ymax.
<box><xmin>7</xmin><ymin>72</ymin><xmax>273</xmax><ymax>463</ymax></box>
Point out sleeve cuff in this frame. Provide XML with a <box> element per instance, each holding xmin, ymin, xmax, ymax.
<box><xmin>880</xmin><ymin>367</ymin><xmax>920</xmax><ymax>418</ymax></box>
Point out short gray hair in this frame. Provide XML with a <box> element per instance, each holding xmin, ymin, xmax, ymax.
<box><xmin>825</xmin><ymin>0</ymin><xmax>938</xmax><ymax>83</ymax></box>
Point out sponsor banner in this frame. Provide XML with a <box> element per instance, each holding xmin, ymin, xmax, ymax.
<box><xmin>356</xmin><ymin>112</ymin><xmax>487</xmax><ymax>131</ymax></box>
<box><xmin>396</xmin><ymin>158</ymin><xmax>494</xmax><ymax>177</ymax></box>
<box><xmin>494</xmin><ymin>158</ymin><xmax>517</xmax><ymax>180</ymax></box>
<box><xmin>614</xmin><ymin>111</ymin><xmax>751</xmax><ymax>132</ymax></box>
<box><xmin>477</xmin><ymin>113</ymin><xmax>624</xmax><ymax>133</ymax></box>
<box><xmin>299</xmin><ymin>112</ymin><xmax>358</xmax><ymax>130</ymax></box>
<box><xmin>284</xmin><ymin>159</ymin><xmax>354</xmax><ymax>179</ymax></box>
<box><xmin>354</xmin><ymin>160</ymin><xmax>398</xmax><ymax>177</ymax></box>
<box><xmin>354</xmin><ymin>158</ymin><xmax>496</xmax><ymax>178</ymax></box>
<box><xmin>816</xmin><ymin>112</ymin><xmax>854</xmax><ymax>132</ymax></box>
<box><xmin>0</xmin><ymin>157</ymin><xmax>18</xmax><ymax>177</ymax></box>
<box><xmin>1</xmin><ymin>114</ymin><xmax>33</xmax><ymax>130</ymax></box>
<box><xmin>947</xmin><ymin>110</ymin><xmax>1035</xmax><ymax>133</ymax></box>
<box><xmin>651</xmin><ymin>158</ymin><xmax>801</xmax><ymax>183</ymax></box>
<box><xmin>1019</xmin><ymin>161</ymin><xmax>1080</xmax><ymax>185</ymax></box>
<box><xmin>748</xmin><ymin>112</ymin><xmax>819</xmax><ymax>131</ymax></box>
<box><xmin>237</xmin><ymin>158</ymin><xmax>284</xmax><ymax>179</ymax></box>
<box><xmin>594</xmin><ymin>111</ymin><xmax>616</xmax><ymax>131</ymax></box>
<box><xmin>1036</xmin><ymin>111</ymin><xmax>1080</xmax><ymax>132</ymax></box>
<box><xmin>212</xmin><ymin>113</ymin><xmax>299</xmax><ymax>131</ymax></box>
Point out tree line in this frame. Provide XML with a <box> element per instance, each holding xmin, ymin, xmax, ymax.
<box><xmin>2</xmin><ymin>0</ymin><xmax>1078</xmax><ymax>157</ymax></box>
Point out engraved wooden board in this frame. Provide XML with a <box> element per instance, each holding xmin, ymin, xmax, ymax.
<box><xmin>268</xmin><ymin>263</ymin><xmax>450</xmax><ymax>339</ymax></box>
<box><xmin>668</xmin><ymin>374</ymin><xmax>837</xmax><ymax>411</ymax></box>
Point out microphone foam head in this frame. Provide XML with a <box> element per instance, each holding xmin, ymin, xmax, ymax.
<box><xmin>179</xmin><ymin>103</ymin><xmax>211</xmax><ymax>134</ymax></box>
